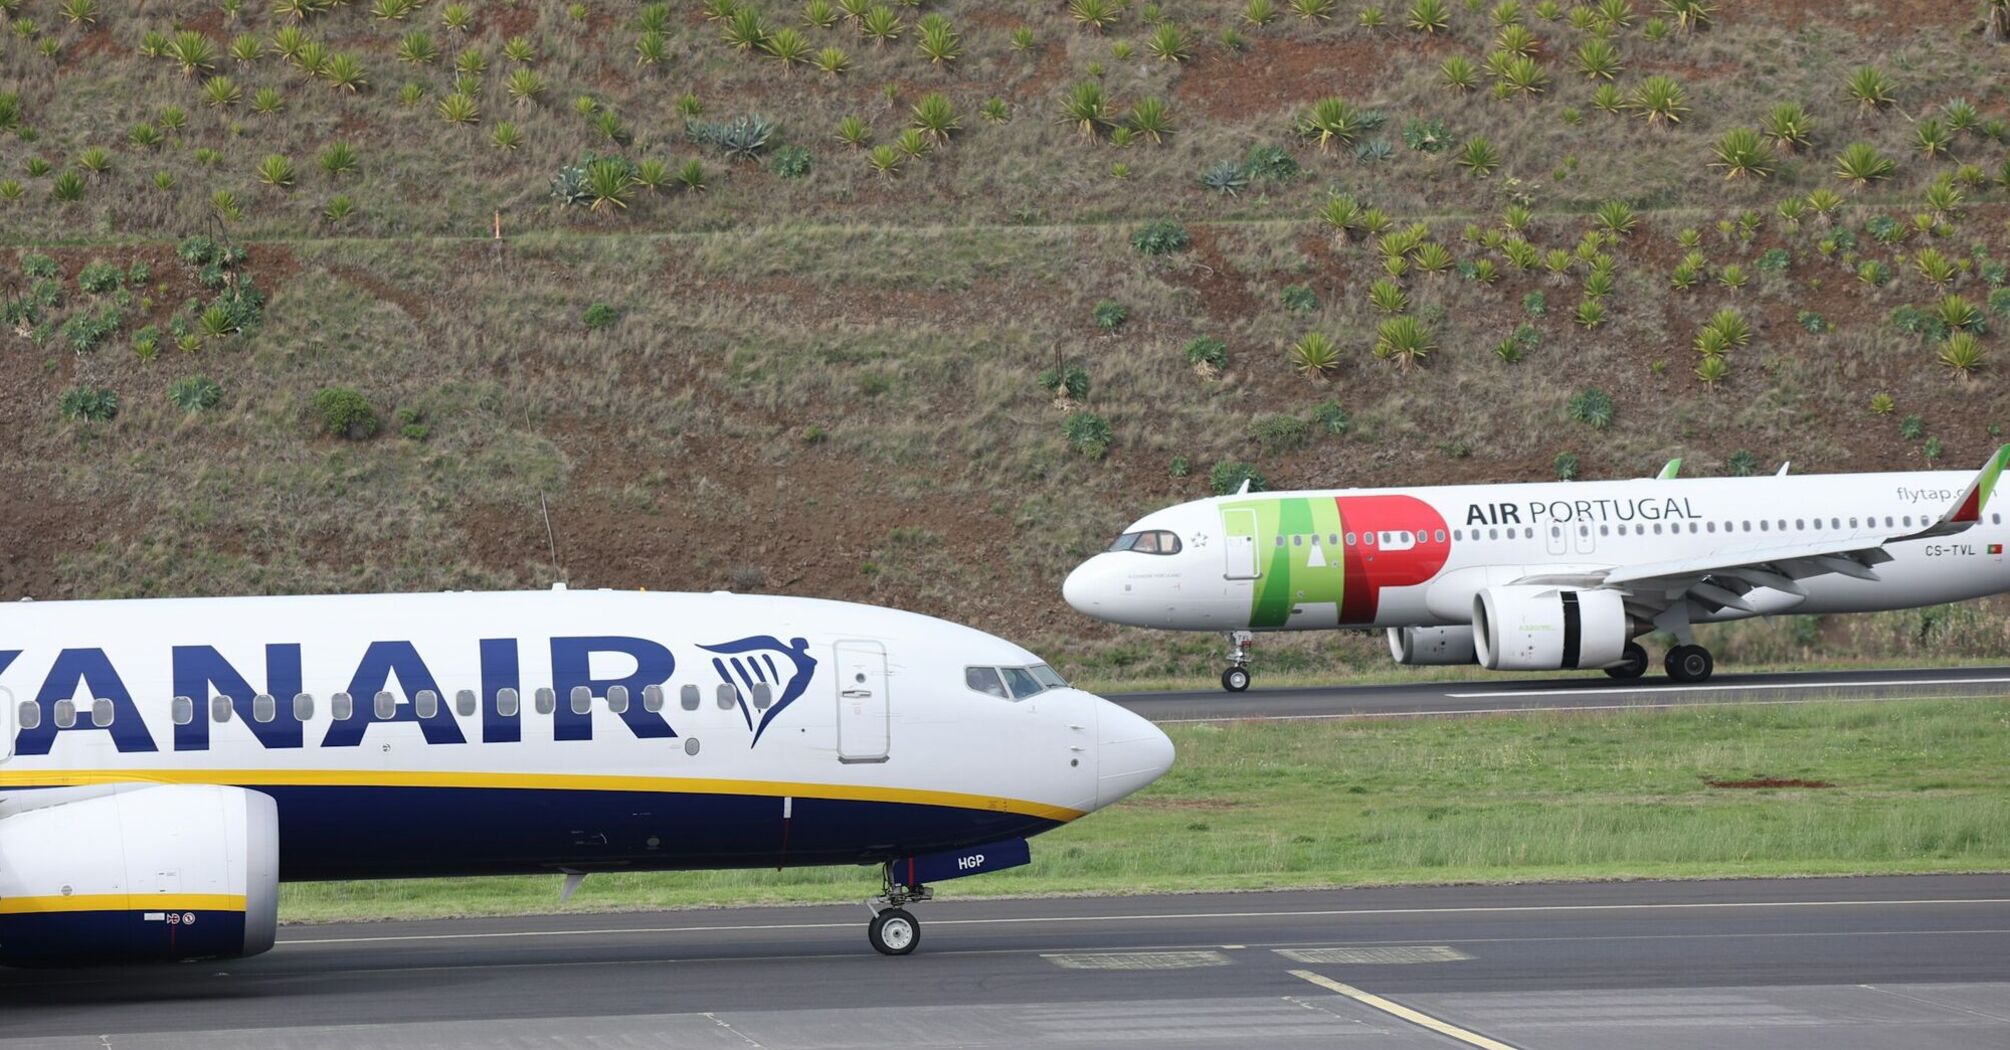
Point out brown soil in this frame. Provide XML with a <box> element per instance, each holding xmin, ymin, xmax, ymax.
<box><xmin>1732</xmin><ymin>1</ymin><xmax>1978</xmax><ymax>34</ymax></box>
<box><xmin>1175</xmin><ymin>37</ymin><xmax>1397</xmax><ymax>121</ymax></box>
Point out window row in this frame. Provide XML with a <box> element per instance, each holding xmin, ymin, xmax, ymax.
<box><xmin>14</xmin><ymin>682</ymin><xmax>771</xmax><ymax>731</ymax></box>
<box><xmin>1273</xmin><ymin>512</ymin><xmax>2004</xmax><ymax>548</ymax></box>
<box><xmin>964</xmin><ymin>664</ymin><xmax>1069</xmax><ymax>701</ymax></box>
<box><xmin>1109</xmin><ymin>530</ymin><xmax>1182</xmax><ymax>555</ymax></box>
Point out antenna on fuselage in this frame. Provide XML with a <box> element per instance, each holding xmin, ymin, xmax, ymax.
<box><xmin>539</xmin><ymin>491</ymin><xmax>565</xmax><ymax>584</ymax></box>
<box><xmin>1235</xmin><ymin>478</ymin><xmax>1252</xmax><ymax>495</ymax></box>
<box><xmin>1776</xmin><ymin>462</ymin><xmax>1791</xmax><ymax>476</ymax></box>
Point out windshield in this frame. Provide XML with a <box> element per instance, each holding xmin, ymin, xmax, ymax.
<box><xmin>965</xmin><ymin>664</ymin><xmax>1070</xmax><ymax>700</ymax></box>
<box><xmin>1108</xmin><ymin>530</ymin><xmax>1181</xmax><ymax>555</ymax></box>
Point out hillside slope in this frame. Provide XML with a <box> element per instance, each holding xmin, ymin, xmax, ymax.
<box><xmin>2</xmin><ymin>0</ymin><xmax>2007</xmax><ymax>678</ymax></box>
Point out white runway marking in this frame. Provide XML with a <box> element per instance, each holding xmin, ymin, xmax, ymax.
<box><xmin>1446</xmin><ymin>676</ymin><xmax>2010</xmax><ymax>699</ymax></box>
<box><xmin>1276</xmin><ymin>946</ymin><xmax>1472</xmax><ymax>965</ymax></box>
<box><xmin>1043</xmin><ymin>950</ymin><xmax>1232</xmax><ymax>970</ymax></box>
<box><xmin>1291</xmin><ymin>970</ymin><xmax>1523</xmax><ymax>1050</ymax></box>
<box><xmin>279</xmin><ymin>897</ymin><xmax>2010</xmax><ymax>946</ymax></box>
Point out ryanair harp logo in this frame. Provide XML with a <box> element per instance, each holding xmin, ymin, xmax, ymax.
<box><xmin>700</xmin><ymin>636</ymin><xmax>818</xmax><ymax>747</ymax></box>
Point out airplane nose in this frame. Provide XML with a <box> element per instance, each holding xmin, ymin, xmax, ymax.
<box><xmin>1094</xmin><ymin>699</ymin><xmax>1174</xmax><ymax>808</ymax></box>
<box><xmin>1062</xmin><ymin>558</ymin><xmax>1101</xmax><ymax>615</ymax></box>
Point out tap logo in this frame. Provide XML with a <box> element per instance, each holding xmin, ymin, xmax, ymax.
<box><xmin>699</xmin><ymin>636</ymin><xmax>818</xmax><ymax>746</ymax></box>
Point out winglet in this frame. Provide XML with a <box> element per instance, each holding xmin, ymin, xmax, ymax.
<box><xmin>1656</xmin><ymin>458</ymin><xmax>1682</xmax><ymax>480</ymax></box>
<box><xmin>1904</xmin><ymin>444</ymin><xmax>2010</xmax><ymax>540</ymax></box>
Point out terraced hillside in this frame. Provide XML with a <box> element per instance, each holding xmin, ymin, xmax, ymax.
<box><xmin>2</xmin><ymin>0</ymin><xmax>2008</xmax><ymax>678</ymax></box>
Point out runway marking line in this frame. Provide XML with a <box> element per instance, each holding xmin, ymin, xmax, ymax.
<box><xmin>277</xmin><ymin>897</ymin><xmax>2010</xmax><ymax>946</ymax></box>
<box><xmin>1290</xmin><ymin>970</ymin><xmax>1521</xmax><ymax>1050</ymax></box>
<box><xmin>1446</xmin><ymin>676</ymin><xmax>2010</xmax><ymax>699</ymax></box>
<box><xmin>1276</xmin><ymin>945</ymin><xmax>1471</xmax><ymax>965</ymax></box>
<box><xmin>1150</xmin><ymin>692</ymin><xmax>1997</xmax><ymax>724</ymax></box>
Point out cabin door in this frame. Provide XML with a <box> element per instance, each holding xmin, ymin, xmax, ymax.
<box><xmin>1223</xmin><ymin>509</ymin><xmax>1261</xmax><ymax>579</ymax></box>
<box><xmin>834</xmin><ymin>640</ymin><xmax>890</xmax><ymax>764</ymax></box>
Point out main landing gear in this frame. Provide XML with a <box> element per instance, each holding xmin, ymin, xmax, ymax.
<box><xmin>866</xmin><ymin>863</ymin><xmax>931</xmax><ymax>955</ymax></box>
<box><xmin>1221</xmin><ymin>631</ymin><xmax>1254</xmax><ymax>692</ymax></box>
<box><xmin>1604</xmin><ymin>641</ymin><xmax>1714</xmax><ymax>683</ymax></box>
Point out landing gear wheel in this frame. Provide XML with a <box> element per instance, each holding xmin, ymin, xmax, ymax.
<box><xmin>1605</xmin><ymin>642</ymin><xmax>1649</xmax><ymax>680</ymax></box>
<box><xmin>1664</xmin><ymin>644</ymin><xmax>1714</xmax><ymax>683</ymax></box>
<box><xmin>868</xmin><ymin>908</ymin><xmax>919</xmax><ymax>956</ymax></box>
<box><xmin>1221</xmin><ymin>666</ymin><xmax>1251</xmax><ymax>692</ymax></box>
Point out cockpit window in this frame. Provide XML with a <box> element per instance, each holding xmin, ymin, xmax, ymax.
<box><xmin>999</xmin><ymin>666</ymin><xmax>1044</xmax><ymax>699</ymax></box>
<box><xmin>966</xmin><ymin>664</ymin><xmax>1069</xmax><ymax>700</ymax></box>
<box><xmin>1109</xmin><ymin>529</ymin><xmax>1181</xmax><ymax>555</ymax></box>
<box><xmin>964</xmin><ymin>666</ymin><xmax>1008</xmax><ymax>699</ymax></box>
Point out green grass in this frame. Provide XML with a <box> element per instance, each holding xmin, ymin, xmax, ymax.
<box><xmin>279</xmin><ymin>698</ymin><xmax>2010</xmax><ymax>922</ymax></box>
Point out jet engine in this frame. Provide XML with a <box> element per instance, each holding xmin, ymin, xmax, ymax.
<box><xmin>1472</xmin><ymin>585</ymin><xmax>1629</xmax><ymax>671</ymax></box>
<box><xmin>0</xmin><ymin>784</ymin><xmax>279</xmax><ymax>967</ymax></box>
<box><xmin>1386</xmin><ymin>626</ymin><xmax>1478</xmax><ymax>666</ymax></box>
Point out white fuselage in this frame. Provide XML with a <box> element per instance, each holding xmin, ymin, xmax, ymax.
<box><xmin>1064</xmin><ymin>471</ymin><xmax>2010</xmax><ymax>633</ymax></box>
<box><xmin>0</xmin><ymin>589</ymin><xmax>1172</xmax><ymax>880</ymax></box>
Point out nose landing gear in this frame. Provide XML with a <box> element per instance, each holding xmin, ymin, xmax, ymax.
<box><xmin>1220</xmin><ymin>631</ymin><xmax>1253</xmax><ymax>692</ymax></box>
<box><xmin>866</xmin><ymin>863</ymin><xmax>931</xmax><ymax>955</ymax></box>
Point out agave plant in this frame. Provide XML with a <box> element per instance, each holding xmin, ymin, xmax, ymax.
<box><xmin>836</xmin><ymin>115</ymin><xmax>870</xmax><ymax>146</ymax></box>
<box><xmin>764</xmin><ymin>27</ymin><xmax>811</xmax><ymax>64</ymax></box>
<box><xmin>1406</xmin><ymin>0</ymin><xmax>1450</xmax><ymax>33</ymax></box>
<box><xmin>1199</xmin><ymin>162</ymin><xmax>1249</xmax><ymax>195</ymax></box>
<box><xmin>580</xmin><ymin>158</ymin><xmax>635</xmax><ymax>211</ymax></box>
<box><xmin>634</xmin><ymin>29</ymin><xmax>669</xmax><ymax>66</ymax></box>
<box><xmin>1844</xmin><ymin>66</ymin><xmax>1894</xmax><ymax>111</ymax></box>
<box><xmin>724</xmin><ymin>7</ymin><xmax>769</xmax><ymax>48</ymax></box>
<box><xmin>506</xmin><ymin>68</ymin><xmax>545</xmax><ymax>104</ymax></box>
<box><xmin>1914</xmin><ymin>247</ymin><xmax>1958</xmax><ymax>286</ymax></box>
<box><xmin>167</xmin><ymin>30</ymin><xmax>218</xmax><ymax>76</ymax></box>
<box><xmin>918</xmin><ymin>16</ymin><xmax>962</xmax><ymax>63</ymax></box>
<box><xmin>1629</xmin><ymin>75</ymin><xmax>1687</xmax><ymax>125</ymax></box>
<box><xmin>910</xmin><ymin>92</ymin><xmax>960</xmax><ymax>141</ymax></box>
<box><xmin>1128</xmin><ymin>97</ymin><xmax>1172</xmax><ymax>143</ymax></box>
<box><xmin>502</xmin><ymin>35</ymin><xmax>536</xmax><ymax>63</ymax></box>
<box><xmin>1319</xmin><ymin>194</ymin><xmax>1365</xmax><ymax>242</ymax></box>
<box><xmin>255</xmin><ymin>153</ymin><xmax>295</xmax><ymax>187</ymax></box>
<box><xmin>1940</xmin><ymin>332</ymin><xmax>1986</xmax><ymax>378</ymax></box>
<box><xmin>867</xmin><ymin>144</ymin><xmax>903</xmax><ymax>175</ymax></box>
<box><xmin>128</xmin><ymin>122</ymin><xmax>163</xmax><ymax>150</ymax></box>
<box><xmin>1760</xmin><ymin>102</ymin><xmax>1812</xmax><ymax>152</ymax></box>
<box><xmin>1936</xmin><ymin>293</ymin><xmax>1983</xmax><ymax>334</ymax></box>
<box><xmin>1288</xmin><ymin>331</ymin><xmax>1341</xmax><ymax>376</ymax></box>
<box><xmin>396</xmin><ymin>30</ymin><xmax>438</xmax><ymax>63</ymax></box>
<box><xmin>1058</xmin><ymin>81</ymin><xmax>1109</xmax><ymax>138</ymax></box>
<box><xmin>1497</xmin><ymin>55</ymin><xmax>1548</xmax><ymax>97</ymax></box>
<box><xmin>1069</xmin><ymin>0</ymin><xmax>1120</xmax><ymax>32</ymax></box>
<box><xmin>1421</xmin><ymin>57</ymin><xmax>1473</xmax><ymax>97</ymax></box>
<box><xmin>1414</xmin><ymin>243</ymin><xmax>1454</xmax><ymax>273</ymax></box>
<box><xmin>814</xmin><ymin>46</ymin><xmax>851</xmax><ymax>74</ymax></box>
<box><xmin>860</xmin><ymin>5</ymin><xmax>903</xmax><ymax>43</ymax></box>
<box><xmin>804</xmin><ymin>0</ymin><xmax>838</xmax><ymax>27</ymax></box>
<box><xmin>1495</xmin><ymin>24</ymin><xmax>1539</xmax><ymax>56</ymax></box>
<box><xmin>437</xmin><ymin>92</ymin><xmax>480</xmax><ymax>124</ymax></box>
<box><xmin>1297</xmin><ymin>97</ymin><xmax>1360</xmax><ymax>151</ymax></box>
<box><xmin>1147</xmin><ymin>22</ymin><xmax>1191</xmax><ymax>61</ymax></box>
<box><xmin>321</xmin><ymin>52</ymin><xmax>367</xmax><ymax>91</ymax></box>
<box><xmin>318</xmin><ymin>141</ymin><xmax>358</xmax><ymax>177</ymax></box>
<box><xmin>1695</xmin><ymin>354</ymin><xmax>1729</xmax><ymax>385</ymax></box>
<box><xmin>1711</xmin><ymin>128</ymin><xmax>1774</xmax><ymax>180</ymax></box>
<box><xmin>440</xmin><ymin>2</ymin><xmax>474</xmax><ymax>31</ymax></box>
<box><xmin>677</xmin><ymin>158</ymin><xmax>708</xmax><ymax>191</ymax></box>
<box><xmin>1573</xmin><ymin>37</ymin><xmax>1620</xmax><ymax>79</ymax></box>
<box><xmin>202</xmin><ymin>75</ymin><xmax>243</xmax><ymax>108</ymax></box>
<box><xmin>1573</xmin><ymin>299</ymin><xmax>1606</xmax><ymax>328</ymax></box>
<box><xmin>1913</xmin><ymin>118</ymin><xmax>1952</xmax><ymax>158</ymax></box>
<box><xmin>295</xmin><ymin>40</ymin><xmax>329</xmax><ymax>75</ymax></box>
<box><xmin>268</xmin><ymin>26</ymin><xmax>307</xmax><ymax>62</ymax></box>
<box><xmin>1660</xmin><ymin>0</ymin><xmax>1713</xmax><ymax>31</ymax></box>
<box><xmin>1456</xmin><ymin>136</ymin><xmax>1500</xmax><ymax>176</ymax></box>
<box><xmin>490</xmin><ymin>122</ymin><xmax>523</xmax><ymax>150</ymax></box>
<box><xmin>1291</xmin><ymin>0</ymin><xmax>1336</xmax><ymax>18</ymax></box>
<box><xmin>1368</xmin><ymin>278</ymin><xmax>1409</xmax><ymax>313</ymax></box>
<box><xmin>1833</xmin><ymin>142</ymin><xmax>1896</xmax><ymax>188</ymax></box>
<box><xmin>230</xmin><ymin>34</ymin><xmax>263</xmax><ymax>63</ymax></box>
<box><xmin>1243</xmin><ymin>0</ymin><xmax>1277</xmax><ymax>23</ymax></box>
<box><xmin>1374</xmin><ymin>316</ymin><xmax>1435</xmax><ymax>367</ymax></box>
<box><xmin>1923</xmin><ymin>178</ymin><xmax>1963</xmax><ymax>222</ymax></box>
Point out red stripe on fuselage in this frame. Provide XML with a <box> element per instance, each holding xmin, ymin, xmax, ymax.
<box><xmin>1334</xmin><ymin>495</ymin><xmax>1452</xmax><ymax>625</ymax></box>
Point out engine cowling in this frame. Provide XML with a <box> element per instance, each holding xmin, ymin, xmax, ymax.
<box><xmin>1472</xmin><ymin>585</ymin><xmax>1629</xmax><ymax>671</ymax></box>
<box><xmin>0</xmin><ymin>784</ymin><xmax>278</xmax><ymax>967</ymax></box>
<box><xmin>1387</xmin><ymin>626</ymin><xmax>1478</xmax><ymax>666</ymax></box>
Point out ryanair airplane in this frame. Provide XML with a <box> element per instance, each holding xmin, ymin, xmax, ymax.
<box><xmin>1066</xmin><ymin>447</ymin><xmax>2010</xmax><ymax>691</ymax></box>
<box><xmin>0</xmin><ymin>588</ymin><xmax>1173</xmax><ymax>963</ymax></box>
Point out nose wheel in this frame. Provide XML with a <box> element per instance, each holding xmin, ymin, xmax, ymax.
<box><xmin>1220</xmin><ymin>631</ymin><xmax>1253</xmax><ymax>692</ymax></box>
<box><xmin>866</xmin><ymin>863</ymin><xmax>931</xmax><ymax>955</ymax></box>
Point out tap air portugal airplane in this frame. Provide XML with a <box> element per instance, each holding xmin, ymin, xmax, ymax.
<box><xmin>0</xmin><ymin>587</ymin><xmax>1173</xmax><ymax>964</ymax></box>
<box><xmin>1065</xmin><ymin>446</ymin><xmax>2010</xmax><ymax>692</ymax></box>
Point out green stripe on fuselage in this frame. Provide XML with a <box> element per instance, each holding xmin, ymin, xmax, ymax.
<box><xmin>1222</xmin><ymin>497</ymin><xmax>1347</xmax><ymax>628</ymax></box>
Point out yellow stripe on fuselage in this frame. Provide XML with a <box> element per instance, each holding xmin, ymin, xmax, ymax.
<box><xmin>0</xmin><ymin>893</ymin><xmax>247</xmax><ymax>915</ymax></box>
<box><xmin>0</xmin><ymin>768</ymin><xmax>1086</xmax><ymax>823</ymax></box>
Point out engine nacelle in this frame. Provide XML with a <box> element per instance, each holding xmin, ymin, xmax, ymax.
<box><xmin>1472</xmin><ymin>585</ymin><xmax>1629</xmax><ymax>671</ymax></box>
<box><xmin>1387</xmin><ymin>626</ymin><xmax>1478</xmax><ymax>666</ymax></box>
<box><xmin>0</xmin><ymin>784</ymin><xmax>278</xmax><ymax>967</ymax></box>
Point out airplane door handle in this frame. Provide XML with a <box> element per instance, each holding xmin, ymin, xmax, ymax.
<box><xmin>841</xmin><ymin>689</ymin><xmax>873</xmax><ymax>698</ymax></box>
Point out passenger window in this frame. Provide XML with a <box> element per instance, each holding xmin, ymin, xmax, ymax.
<box><xmin>92</xmin><ymin>698</ymin><xmax>114</xmax><ymax>727</ymax></box>
<box><xmin>497</xmin><ymin>687</ymin><xmax>520</xmax><ymax>717</ymax></box>
<box><xmin>212</xmin><ymin>696</ymin><xmax>232</xmax><ymax>723</ymax></box>
<box><xmin>535</xmin><ymin>687</ymin><xmax>556</xmax><ymax>715</ymax></box>
<box><xmin>18</xmin><ymin>699</ymin><xmax>41</xmax><ymax>730</ymax></box>
<box><xmin>717</xmin><ymin>684</ymin><xmax>737</xmax><ymax>710</ymax></box>
<box><xmin>1346</xmin><ymin>532</ymin><xmax>1357</xmax><ymax>545</ymax></box>
<box><xmin>1488</xmin><ymin>528</ymin><xmax>1498</xmax><ymax>540</ymax></box>
<box><xmin>172</xmin><ymin>695</ymin><xmax>193</xmax><ymax>726</ymax></box>
<box><xmin>1831</xmin><ymin>518</ymin><xmax>1841</xmax><ymax>529</ymax></box>
<box><xmin>253</xmin><ymin>693</ymin><xmax>275</xmax><ymax>723</ymax></box>
<box><xmin>680</xmin><ymin>684</ymin><xmax>701</xmax><ymax>711</ymax></box>
<box><xmin>751</xmin><ymin>683</ymin><xmax>773</xmax><ymax>710</ymax></box>
<box><xmin>1759</xmin><ymin>520</ymin><xmax>1769</xmax><ymax>531</ymax></box>
<box><xmin>54</xmin><ymin>699</ymin><xmax>75</xmax><ymax>729</ymax></box>
<box><xmin>1274</xmin><ymin>536</ymin><xmax>1285</xmax><ymax>547</ymax></box>
<box><xmin>415</xmin><ymin>690</ymin><xmax>438</xmax><ymax>719</ymax></box>
<box><xmin>1434</xmin><ymin>530</ymin><xmax>1446</xmax><ymax>543</ymax></box>
<box><xmin>607</xmin><ymin>685</ymin><xmax>629</xmax><ymax>714</ymax></box>
<box><xmin>375</xmin><ymin>691</ymin><xmax>396</xmax><ymax>719</ymax></box>
<box><xmin>294</xmin><ymin>693</ymin><xmax>314</xmax><ymax>721</ymax></box>
<box><xmin>1000</xmin><ymin>666</ymin><xmax>1044</xmax><ymax>700</ymax></box>
<box><xmin>967</xmin><ymin>666</ymin><xmax>1007</xmax><ymax>697</ymax></box>
<box><xmin>1652</xmin><ymin>523</ymin><xmax>1663</xmax><ymax>535</ymax></box>
<box><xmin>570</xmin><ymin>686</ymin><xmax>592</xmax><ymax>715</ymax></box>
<box><xmin>1329</xmin><ymin>534</ymin><xmax>1339</xmax><ymax>546</ymax></box>
<box><xmin>642</xmin><ymin>684</ymin><xmax>664</xmax><ymax>713</ymax></box>
<box><xmin>456</xmin><ymin>690</ymin><xmax>476</xmax><ymax>717</ymax></box>
<box><xmin>333</xmin><ymin>692</ymin><xmax>353</xmax><ymax>721</ymax></box>
<box><xmin>1292</xmin><ymin>534</ymin><xmax>1302</xmax><ymax>547</ymax></box>
<box><xmin>1705</xmin><ymin>522</ymin><xmax>1715</xmax><ymax>533</ymax></box>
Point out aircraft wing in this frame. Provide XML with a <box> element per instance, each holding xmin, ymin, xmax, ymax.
<box><xmin>1518</xmin><ymin>444</ymin><xmax>2009</xmax><ymax>616</ymax></box>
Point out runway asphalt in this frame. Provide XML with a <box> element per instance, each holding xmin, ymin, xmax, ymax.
<box><xmin>3</xmin><ymin>875</ymin><xmax>2005</xmax><ymax>1049</ymax></box>
<box><xmin>1107</xmin><ymin>665</ymin><xmax>2010</xmax><ymax>722</ymax></box>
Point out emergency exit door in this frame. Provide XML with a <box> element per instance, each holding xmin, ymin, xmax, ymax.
<box><xmin>1223</xmin><ymin>509</ymin><xmax>1261</xmax><ymax>579</ymax></box>
<box><xmin>834</xmin><ymin>640</ymin><xmax>889</xmax><ymax>763</ymax></box>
